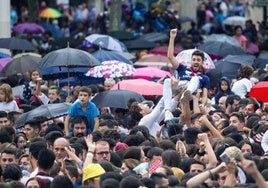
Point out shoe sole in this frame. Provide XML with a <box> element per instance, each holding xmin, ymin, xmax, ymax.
<box><xmin>181</xmin><ymin>90</ymin><xmax>192</xmax><ymax>102</ymax></box>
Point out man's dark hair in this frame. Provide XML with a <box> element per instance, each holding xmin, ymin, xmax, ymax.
<box><xmin>146</xmin><ymin>147</ymin><xmax>164</xmax><ymax>160</ymax></box>
<box><xmin>226</xmin><ymin>94</ymin><xmax>241</xmax><ymax>106</ymax></box>
<box><xmin>0</xmin><ymin>111</ymin><xmax>8</xmax><ymax>118</ymax></box>
<box><xmin>184</xmin><ymin>127</ymin><xmax>202</xmax><ymax>144</ymax></box>
<box><xmin>230</xmin><ymin>112</ymin><xmax>245</xmax><ymax>123</ymax></box>
<box><xmin>192</xmin><ymin>50</ymin><xmax>205</xmax><ymax>61</ymax></box>
<box><xmin>2</xmin><ymin>164</ymin><xmax>22</xmax><ymax>182</ymax></box>
<box><xmin>71</xmin><ymin>116</ymin><xmax>89</xmax><ymax>129</ymax></box>
<box><xmin>101</xmin><ymin>178</ymin><xmax>120</xmax><ymax>188</ymax></box>
<box><xmin>37</xmin><ymin>149</ymin><xmax>55</xmax><ymax>171</ymax></box>
<box><xmin>29</xmin><ymin>141</ymin><xmax>47</xmax><ymax>160</ymax></box>
<box><xmin>0</xmin><ymin>131</ymin><xmax>12</xmax><ymax>144</ymax></box>
<box><xmin>1</xmin><ymin>148</ymin><xmax>18</xmax><ymax>159</ymax></box>
<box><xmin>78</xmin><ymin>86</ymin><xmax>92</xmax><ymax>96</ymax></box>
<box><xmin>140</xmin><ymin>177</ymin><xmax>155</xmax><ymax>188</ymax></box>
<box><xmin>51</xmin><ymin>175</ymin><xmax>73</xmax><ymax>188</ymax></box>
<box><xmin>25</xmin><ymin>120</ymin><xmax>41</xmax><ymax>130</ymax></box>
<box><xmin>119</xmin><ymin>175</ymin><xmax>144</xmax><ymax>188</ymax></box>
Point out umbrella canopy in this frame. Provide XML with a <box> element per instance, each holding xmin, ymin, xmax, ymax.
<box><xmin>110</xmin><ymin>78</ymin><xmax>163</xmax><ymax>96</ymax></box>
<box><xmin>12</xmin><ymin>23</ymin><xmax>45</xmax><ymax>34</ymax></box>
<box><xmin>40</xmin><ymin>67</ymin><xmax>89</xmax><ymax>80</ymax></box>
<box><xmin>85</xmin><ymin>34</ymin><xmax>127</xmax><ymax>52</ymax></box>
<box><xmin>86</xmin><ymin>60</ymin><xmax>135</xmax><ymax>78</ymax></box>
<box><xmin>206</xmin><ymin>54</ymin><xmax>255</xmax><ymax>87</ymax></box>
<box><xmin>203</xmin><ymin>34</ymin><xmax>241</xmax><ymax>46</ymax></box>
<box><xmin>124</xmin><ymin>39</ymin><xmax>156</xmax><ymax>50</ymax></box>
<box><xmin>0</xmin><ymin>57</ymin><xmax>13</xmax><ymax>72</ymax></box>
<box><xmin>108</xmin><ymin>30</ymin><xmax>135</xmax><ymax>41</ymax></box>
<box><xmin>39</xmin><ymin>7</ymin><xmax>62</xmax><ymax>18</ymax></box>
<box><xmin>0</xmin><ymin>37</ymin><xmax>36</xmax><ymax>51</ymax></box>
<box><xmin>1</xmin><ymin>55</ymin><xmax>41</xmax><ymax>76</ymax></box>
<box><xmin>92</xmin><ymin>49</ymin><xmax>132</xmax><ymax>65</ymax></box>
<box><xmin>139</xmin><ymin>32</ymin><xmax>168</xmax><ymax>43</ymax></box>
<box><xmin>253</xmin><ymin>52</ymin><xmax>268</xmax><ymax>69</ymax></box>
<box><xmin>0</xmin><ymin>52</ymin><xmax>10</xmax><ymax>59</ymax></box>
<box><xmin>223</xmin><ymin>16</ymin><xmax>247</xmax><ymax>27</ymax></box>
<box><xmin>91</xmin><ymin>90</ymin><xmax>145</xmax><ymax>109</ymax></box>
<box><xmin>13</xmin><ymin>52</ymin><xmax>41</xmax><ymax>58</ymax></box>
<box><xmin>15</xmin><ymin>103</ymin><xmax>71</xmax><ymax>128</ymax></box>
<box><xmin>39</xmin><ymin>47</ymin><xmax>100</xmax><ymax>68</ymax></box>
<box><xmin>58</xmin><ymin>76</ymin><xmax>103</xmax><ymax>87</ymax></box>
<box><xmin>248</xmin><ymin>82</ymin><xmax>268</xmax><ymax>102</ymax></box>
<box><xmin>176</xmin><ymin>49</ymin><xmax>215</xmax><ymax>70</ymax></box>
<box><xmin>150</xmin><ymin>46</ymin><xmax>182</xmax><ymax>56</ymax></box>
<box><xmin>134</xmin><ymin>54</ymin><xmax>172</xmax><ymax>68</ymax></box>
<box><xmin>132</xmin><ymin>67</ymin><xmax>171</xmax><ymax>80</ymax></box>
<box><xmin>198</xmin><ymin>41</ymin><xmax>244</xmax><ymax>59</ymax></box>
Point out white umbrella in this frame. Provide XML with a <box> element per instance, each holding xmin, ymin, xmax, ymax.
<box><xmin>223</xmin><ymin>16</ymin><xmax>247</xmax><ymax>27</ymax></box>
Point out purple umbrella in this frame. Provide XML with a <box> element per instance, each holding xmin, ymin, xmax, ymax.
<box><xmin>12</xmin><ymin>23</ymin><xmax>45</xmax><ymax>34</ymax></box>
<box><xmin>0</xmin><ymin>57</ymin><xmax>13</xmax><ymax>72</ymax></box>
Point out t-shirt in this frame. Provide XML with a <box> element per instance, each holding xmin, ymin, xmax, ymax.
<box><xmin>67</xmin><ymin>101</ymin><xmax>99</xmax><ymax>133</ymax></box>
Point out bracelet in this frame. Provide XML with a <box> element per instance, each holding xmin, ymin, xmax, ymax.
<box><xmin>88</xmin><ymin>150</ymin><xmax>94</xmax><ymax>154</ymax></box>
<box><xmin>208</xmin><ymin>170</ymin><xmax>215</xmax><ymax>180</ymax></box>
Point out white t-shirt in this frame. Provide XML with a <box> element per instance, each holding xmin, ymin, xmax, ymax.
<box><xmin>0</xmin><ymin>100</ymin><xmax>19</xmax><ymax>112</ymax></box>
<box><xmin>231</xmin><ymin>78</ymin><xmax>252</xmax><ymax>99</ymax></box>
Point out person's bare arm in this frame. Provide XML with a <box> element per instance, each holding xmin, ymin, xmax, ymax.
<box><xmin>201</xmin><ymin>88</ymin><xmax>208</xmax><ymax>108</ymax></box>
<box><xmin>167</xmin><ymin>28</ymin><xmax>179</xmax><ymax>69</ymax></box>
<box><xmin>93</xmin><ymin>117</ymin><xmax>99</xmax><ymax>132</ymax></box>
<box><xmin>200</xmin><ymin>115</ymin><xmax>224</xmax><ymax>140</ymax></box>
<box><xmin>64</xmin><ymin>115</ymin><xmax>71</xmax><ymax>135</ymax></box>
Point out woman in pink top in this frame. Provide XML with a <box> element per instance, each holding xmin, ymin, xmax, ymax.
<box><xmin>233</xmin><ymin>25</ymin><xmax>247</xmax><ymax>52</ymax></box>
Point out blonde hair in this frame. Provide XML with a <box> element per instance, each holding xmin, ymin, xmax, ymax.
<box><xmin>0</xmin><ymin>83</ymin><xmax>14</xmax><ymax>102</ymax></box>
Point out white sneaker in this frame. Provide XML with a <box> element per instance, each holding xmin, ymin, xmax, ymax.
<box><xmin>164</xmin><ymin>110</ymin><xmax>174</xmax><ymax>122</ymax></box>
<box><xmin>180</xmin><ymin>90</ymin><xmax>192</xmax><ymax>102</ymax></box>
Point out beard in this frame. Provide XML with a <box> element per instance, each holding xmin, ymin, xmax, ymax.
<box><xmin>75</xmin><ymin>133</ymin><xmax>85</xmax><ymax>137</ymax></box>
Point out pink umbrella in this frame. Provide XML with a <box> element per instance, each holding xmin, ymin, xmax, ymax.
<box><xmin>12</xmin><ymin>23</ymin><xmax>45</xmax><ymax>34</ymax></box>
<box><xmin>110</xmin><ymin>78</ymin><xmax>163</xmax><ymax>96</ymax></box>
<box><xmin>0</xmin><ymin>57</ymin><xmax>13</xmax><ymax>72</ymax></box>
<box><xmin>134</xmin><ymin>54</ymin><xmax>172</xmax><ymax>68</ymax></box>
<box><xmin>132</xmin><ymin>67</ymin><xmax>171</xmax><ymax>80</ymax></box>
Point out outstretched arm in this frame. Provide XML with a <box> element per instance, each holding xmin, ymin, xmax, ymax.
<box><xmin>167</xmin><ymin>28</ymin><xmax>179</xmax><ymax>69</ymax></box>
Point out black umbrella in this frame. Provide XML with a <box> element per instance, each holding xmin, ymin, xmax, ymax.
<box><xmin>15</xmin><ymin>103</ymin><xmax>72</xmax><ymax>128</ymax></box>
<box><xmin>0</xmin><ymin>37</ymin><xmax>36</xmax><ymax>51</ymax></box>
<box><xmin>198</xmin><ymin>41</ymin><xmax>244</xmax><ymax>59</ymax></box>
<box><xmin>139</xmin><ymin>32</ymin><xmax>168</xmax><ymax>43</ymax></box>
<box><xmin>91</xmin><ymin>90</ymin><xmax>145</xmax><ymax>109</ymax></box>
<box><xmin>124</xmin><ymin>39</ymin><xmax>156</xmax><ymax>50</ymax></box>
<box><xmin>108</xmin><ymin>30</ymin><xmax>135</xmax><ymax>41</ymax></box>
<box><xmin>0</xmin><ymin>55</ymin><xmax>41</xmax><ymax>76</ymax></box>
<box><xmin>39</xmin><ymin>47</ymin><xmax>100</xmax><ymax>68</ymax></box>
<box><xmin>206</xmin><ymin>54</ymin><xmax>255</xmax><ymax>87</ymax></box>
<box><xmin>92</xmin><ymin>49</ymin><xmax>132</xmax><ymax>65</ymax></box>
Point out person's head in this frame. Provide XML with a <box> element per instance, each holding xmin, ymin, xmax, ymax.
<box><xmin>229</xmin><ymin>112</ymin><xmax>245</xmax><ymax>131</ymax></box>
<box><xmin>51</xmin><ymin>175</ymin><xmax>73</xmax><ymax>188</ymax></box>
<box><xmin>48</xmin><ymin>85</ymin><xmax>60</xmax><ymax>103</ymax></box>
<box><xmin>238</xmin><ymin>64</ymin><xmax>254</xmax><ymax>79</ymax></box>
<box><xmin>217</xmin><ymin>169</ymin><xmax>228</xmax><ymax>186</ymax></box>
<box><xmin>0</xmin><ymin>111</ymin><xmax>10</xmax><ymax>127</ymax></box>
<box><xmin>53</xmin><ymin>137</ymin><xmax>69</xmax><ymax>161</ymax></box>
<box><xmin>83</xmin><ymin>163</ymin><xmax>105</xmax><ymax>187</ymax></box>
<box><xmin>24</xmin><ymin>121</ymin><xmax>41</xmax><ymax>140</ymax></box>
<box><xmin>190</xmin><ymin>113</ymin><xmax>203</xmax><ymax>129</ymax></box>
<box><xmin>238</xmin><ymin>140</ymin><xmax>253</xmax><ymax>155</ymax></box>
<box><xmin>123</xmin><ymin>146</ymin><xmax>145</xmax><ymax>162</ymax></box>
<box><xmin>37</xmin><ymin>149</ymin><xmax>55</xmax><ymax>171</ymax></box>
<box><xmin>234</xmin><ymin>25</ymin><xmax>243</xmax><ymax>36</ymax></box>
<box><xmin>0</xmin><ymin>83</ymin><xmax>14</xmax><ymax>102</ymax></box>
<box><xmin>121</xmin><ymin>158</ymin><xmax>140</xmax><ymax>174</ymax></box>
<box><xmin>161</xmin><ymin>149</ymin><xmax>181</xmax><ymax>168</ymax></box>
<box><xmin>19</xmin><ymin>153</ymin><xmax>32</xmax><ymax>172</ymax></box>
<box><xmin>71</xmin><ymin>116</ymin><xmax>89</xmax><ymax>137</ymax></box>
<box><xmin>219</xmin><ymin>76</ymin><xmax>231</xmax><ymax>92</ymax></box>
<box><xmin>30</xmin><ymin>69</ymin><xmax>41</xmax><ymax>82</ymax></box>
<box><xmin>2</xmin><ymin>163</ymin><xmax>22</xmax><ymax>182</ymax></box>
<box><xmin>103</xmin><ymin>78</ymin><xmax>116</xmax><ymax>91</ymax></box>
<box><xmin>26</xmin><ymin>177</ymin><xmax>46</xmax><ymax>188</ymax></box>
<box><xmin>78</xmin><ymin>86</ymin><xmax>92</xmax><ymax>105</ymax></box>
<box><xmin>189</xmin><ymin>160</ymin><xmax>205</xmax><ymax>174</ymax></box>
<box><xmin>95</xmin><ymin>140</ymin><xmax>111</xmax><ymax>162</ymax></box>
<box><xmin>29</xmin><ymin>140</ymin><xmax>47</xmax><ymax>161</ymax></box>
<box><xmin>191</xmin><ymin>50</ymin><xmax>205</xmax><ymax>72</ymax></box>
<box><xmin>14</xmin><ymin>132</ymin><xmax>27</xmax><ymax>150</ymax></box>
<box><xmin>150</xmin><ymin>172</ymin><xmax>169</xmax><ymax>187</ymax></box>
<box><xmin>0</xmin><ymin>148</ymin><xmax>18</xmax><ymax>170</ymax></box>
<box><xmin>119</xmin><ymin>175</ymin><xmax>144</xmax><ymax>188</ymax></box>
<box><xmin>218</xmin><ymin>96</ymin><xmax>227</xmax><ymax>112</ymax></box>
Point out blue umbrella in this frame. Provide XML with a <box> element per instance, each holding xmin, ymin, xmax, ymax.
<box><xmin>92</xmin><ymin>49</ymin><xmax>132</xmax><ymax>65</ymax></box>
<box><xmin>0</xmin><ymin>52</ymin><xmax>10</xmax><ymax>59</ymax></box>
<box><xmin>58</xmin><ymin>76</ymin><xmax>104</xmax><ymax>87</ymax></box>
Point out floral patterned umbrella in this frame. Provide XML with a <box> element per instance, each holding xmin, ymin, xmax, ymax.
<box><xmin>86</xmin><ymin>60</ymin><xmax>135</xmax><ymax>78</ymax></box>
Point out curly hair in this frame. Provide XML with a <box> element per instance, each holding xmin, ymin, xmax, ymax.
<box><xmin>238</xmin><ymin>64</ymin><xmax>254</xmax><ymax>79</ymax></box>
<box><xmin>129</xmin><ymin>102</ymin><xmax>143</xmax><ymax>121</ymax></box>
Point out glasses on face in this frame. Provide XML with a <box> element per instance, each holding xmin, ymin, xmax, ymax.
<box><xmin>96</xmin><ymin>151</ymin><xmax>110</xmax><ymax>156</ymax></box>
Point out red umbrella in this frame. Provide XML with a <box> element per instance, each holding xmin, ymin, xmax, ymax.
<box><xmin>249</xmin><ymin>82</ymin><xmax>268</xmax><ymax>102</ymax></box>
<box><xmin>110</xmin><ymin>79</ymin><xmax>163</xmax><ymax>96</ymax></box>
<box><xmin>132</xmin><ymin>67</ymin><xmax>171</xmax><ymax>80</ymax></box>
<box><xmin>150</xmin><ymin>46</ymin><xmax>182</xmax><ymax>56</ymax></box>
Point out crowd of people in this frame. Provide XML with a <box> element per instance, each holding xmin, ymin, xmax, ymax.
<box><xmin>0</xmin><ymin>0</ymin><xmax>268</xmax><ymax>188</ymax></box>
